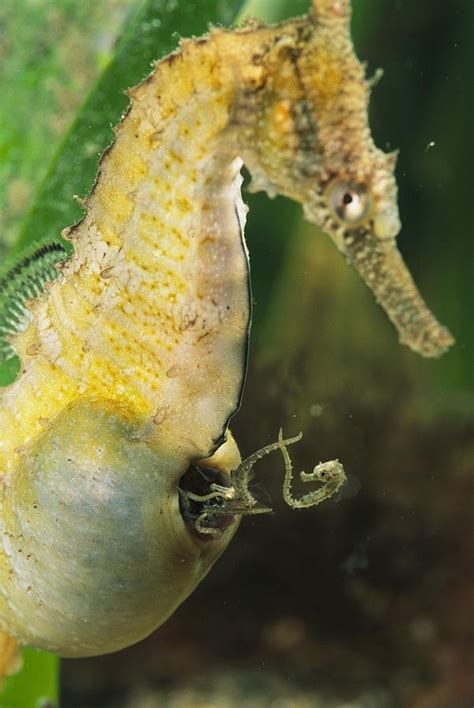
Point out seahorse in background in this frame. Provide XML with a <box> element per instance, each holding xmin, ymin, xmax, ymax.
<box><xmin>0</xmin><ymin>0</ymin><xmax>453</xmax><ymax>678</ymax></box>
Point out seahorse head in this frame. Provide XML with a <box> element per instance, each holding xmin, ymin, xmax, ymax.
<box><xmin>232</xmin><ymin>0</ymin><xmax>452</xmax><ymax>358</ymax></box>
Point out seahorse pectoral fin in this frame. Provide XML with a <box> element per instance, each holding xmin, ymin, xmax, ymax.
<box><xmin>342</xmin><ymin>230</ymin><xmax>454</xmax><ymax>358</ymax></box>
<box><xmin>0</xmin><ymin>631</ymin><xmax>22</xmax><ymax>686</ymax></box>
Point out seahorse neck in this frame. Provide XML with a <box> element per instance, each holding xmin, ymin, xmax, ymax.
<box><xmin>0</xmin><ymin>33</ymin><xmax>262</xmax><ymax>471</ymax></box>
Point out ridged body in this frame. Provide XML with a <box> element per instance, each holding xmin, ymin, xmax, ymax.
<box><xmin>0</xmin><ymin>35</ymin><xmax>252</xmax><ymax>656</ymax></box>
<box><xmin>0</xmin><ymin>0</ymin><xmax>452</xmax><ymax>667</ymax></box>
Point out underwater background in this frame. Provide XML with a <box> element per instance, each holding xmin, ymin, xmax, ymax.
<box><xmin>1</xmin><ymin>0</ymin><xmax>472</xmax><ymax>706</ymax></box>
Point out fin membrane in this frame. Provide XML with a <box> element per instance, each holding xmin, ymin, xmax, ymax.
<box><xmin>0</xmin><ymin>240</ymin><xmax>69</xmax><ymax>363</ymax></box>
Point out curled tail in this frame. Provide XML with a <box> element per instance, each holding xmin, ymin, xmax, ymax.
<box><xmin>0</xmin><ymin>631</ymin><xmax>21</xmax><ymax>687</ymax></box>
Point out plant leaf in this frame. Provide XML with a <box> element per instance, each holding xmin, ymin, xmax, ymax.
<box><xmin>12</xmin><ymin>0</ymin><xmax>246</xmax><ymax>256</ymax></box>
<box><xmin>1</xmin><ymin>649</ymin><xmax>58</xmax><ymax>708</ymax></box>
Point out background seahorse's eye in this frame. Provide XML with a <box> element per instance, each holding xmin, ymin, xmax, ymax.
<box><xmin>326</xmin><ymin>181</ymin><xmax>371</xmax><ymax>225</ymax></box>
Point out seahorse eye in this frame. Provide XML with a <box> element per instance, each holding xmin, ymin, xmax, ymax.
<box><xmin>326</xmin><ymin>180</ymin><xmax>371</xmax><ymax>225</ymax></box>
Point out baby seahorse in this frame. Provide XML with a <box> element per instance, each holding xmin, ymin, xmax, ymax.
<box><xmin>0</xmin><ymin>0</ymin><xmax>453</xmax><ymax>678</ymax></box>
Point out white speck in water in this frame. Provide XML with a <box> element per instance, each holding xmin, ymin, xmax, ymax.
<box><xmin>410</xmin><ymin>616</ymin><xmax>437</xmax><ymax>643</ymax></box>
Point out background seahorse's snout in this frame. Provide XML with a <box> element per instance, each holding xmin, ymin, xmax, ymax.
<box><xmin>343</xmin><ymin>229</ymin><xmax>454</xmax><ymax>358</ymax></box>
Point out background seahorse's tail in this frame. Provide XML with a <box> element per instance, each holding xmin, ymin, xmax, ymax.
<box><xmin>0</xmin><ymin>631</ymin><xmax>22</xmax><ymax>686</ymax></box>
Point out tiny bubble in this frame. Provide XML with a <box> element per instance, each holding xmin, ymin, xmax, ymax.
<box><xmin>309</xmin><ymin>404</ymin><xmax>323</xmax><ymax>417</ymax></box>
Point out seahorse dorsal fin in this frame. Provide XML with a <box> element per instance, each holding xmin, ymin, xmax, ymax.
<box><xmin>0</xmin><ymin>240</ymin><xmax>69</xmax><ymax>364</ymax></box>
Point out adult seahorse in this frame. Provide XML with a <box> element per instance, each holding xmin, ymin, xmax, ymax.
<box><xmin>0</xmin><ymin>0</ymin><xmax>452</xmax><ymax>678</ymax></box>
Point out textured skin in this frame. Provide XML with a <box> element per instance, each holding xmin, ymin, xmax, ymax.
<box><xmin>0</xmin><ymin>0</ymin><xmax>453</xmax><ymax>671</ymax></box>
<box><xmin>0</xmin><ymin>61</ymin><xmax>250</xmax><ymax>468</ymax></box>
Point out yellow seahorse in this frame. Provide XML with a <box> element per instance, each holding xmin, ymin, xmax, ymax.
<box><xmin>0</xmin><ymin>0</ymin><xmax>453</xmax><ymax>678</ymax></box>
